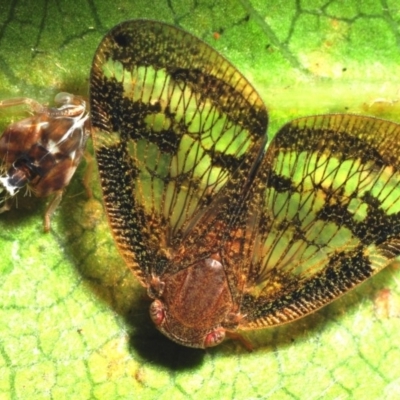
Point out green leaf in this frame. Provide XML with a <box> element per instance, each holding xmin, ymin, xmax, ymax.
<box><xmin>1</xmin><ymin>1</ymin><xmax>400</xmax><ymax>399</ymax></box>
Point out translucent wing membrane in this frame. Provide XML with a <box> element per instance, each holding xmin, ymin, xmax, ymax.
<box><xmin>90</xmin><ymin>20</ymin><xmax>268</xmax><ymax>284</ymax></box>
<box><xmin>239</xmin><ymin>114</ymin><xmax>400</xmax><ymax>327</ymax></box>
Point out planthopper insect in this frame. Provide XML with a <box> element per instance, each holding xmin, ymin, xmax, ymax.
<box><xmin>0</xmin><ymin>92</ymin><xmax>90</xmax><ymax>231</ymax></box>
<box><xmin>90</xmin><ymin>20</ymin><xmax>400</xmax><ymax>348</ymax></box>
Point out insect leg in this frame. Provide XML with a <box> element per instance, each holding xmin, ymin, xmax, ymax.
<box><xmin>43</xmin><ymin>190</ymin><xmax>63</xmax><ymax>232</ymax></box>
<box><xmin>0</xmin><ymin>197</ymin><xmax>12</xmax><ymax>214</ymax></box>
<box><xmin>81</xmin><ymin>151</ymin><xmax>94</xmax><ymax>199</ymax></box>
<box><xmin>0</xmin><ymin>97</ymin><xmax>47</xmax><ymax>114</ymax></box>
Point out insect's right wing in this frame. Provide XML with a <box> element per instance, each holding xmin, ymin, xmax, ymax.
<box><xmin>235</xmin><ymin>114</ymin><xmax>400</xmax><ymax>328</ymax></box>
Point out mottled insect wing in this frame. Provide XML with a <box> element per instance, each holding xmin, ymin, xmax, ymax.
<box><xmin>90</xmin><ymin>20</ymin><xmax>268</xmax><ymax>285</ymax></box>
<box><xmin>238</xmin><ymin>114</ymin><xmax>400</xmax><ymax>328</ymax></box>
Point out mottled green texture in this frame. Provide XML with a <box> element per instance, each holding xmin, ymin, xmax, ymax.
<box><xmin>1</xmin><ymin>0</ymin><xmax>400</xmax><ymax>399</ymax></box>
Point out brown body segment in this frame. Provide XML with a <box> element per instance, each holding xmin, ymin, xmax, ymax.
<box><xmin>150</xmin><ymin>258</ymin><xmax>237</xmax><ymax>347</ymax></box>
<box><xmin>0</xmin><ymin>93</ymin><xmax>90</xmax><ymax>231</ymax></box>
<box><xmin>90</xmin><ymin>20</ymin><xmax>400</xmax><ymax>348</ymax></box>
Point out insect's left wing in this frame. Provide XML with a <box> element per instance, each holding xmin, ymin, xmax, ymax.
<box><xmin>90</xmin><ymin>20</ymin><xmax>268</xmax><ymax>285</ymax></box>
<box><xmin>236</xmin><ymin>114</ymin><xmax>400</xmax><ymax>328</ymax></box>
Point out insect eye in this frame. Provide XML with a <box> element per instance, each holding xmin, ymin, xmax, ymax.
<box><xmin>204</xmin><ymin>328</ymin><xmax>226</xmax><ymax>348</ymax></box>
<box><xmin>13</xmin><ymin>156</ymin><xmax>43</xmax><ymax>178</ymax></box>
<box><xmin>54</xmin><ymin>92</ymin><xmax>74</xmax><ymax>105</ymax></box>
<box><xmin>13</xmin><ymin>155</ymin><xmax>30</xmax><ymax>168</ymax></box>
<box><xmin>149</xmin><ymin>299</ymin><xmax>165</xmax><ymax>326</ymax></box>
